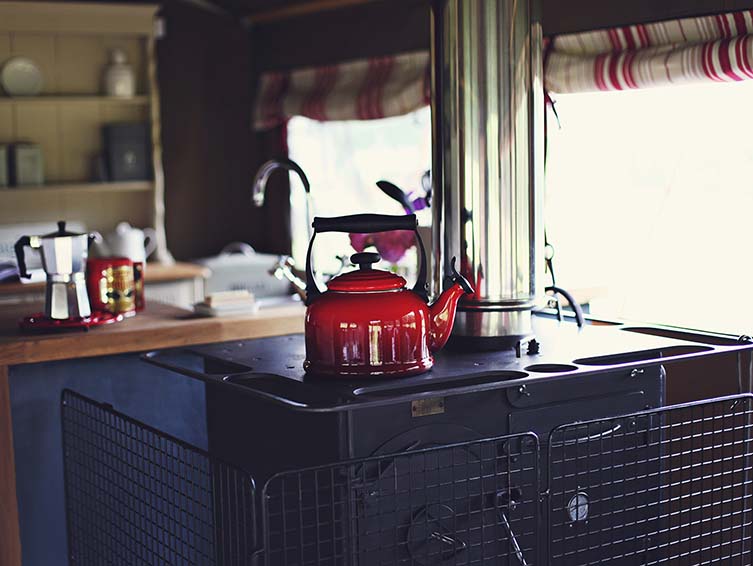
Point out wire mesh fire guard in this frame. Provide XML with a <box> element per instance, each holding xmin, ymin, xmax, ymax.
<box><xmin>61</xmin><ymin>390</ymin><xmax>257</xmax><ymax>566</ymax></box>
<box><xmin>262</xmin><ymin>434</ymin><xmax>540</xmax><ymax>566</ymax></box>
<box><xmin>61</xmin><ymin>390</ymin><xmax>753</xmax><ymax>565</ymax></box>
<box><xmin>548</xmin><ymin>395</ymin><xmax>753</xmax><ymax>566</ymax></box>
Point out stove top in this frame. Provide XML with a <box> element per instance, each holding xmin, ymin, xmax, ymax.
<box><xmin>144</xmin><ymin>314</ymin><xmax>753</xmax><ymax>412</ymax></box>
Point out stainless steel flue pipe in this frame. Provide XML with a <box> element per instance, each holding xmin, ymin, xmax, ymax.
<box><xmin>430</xmin><ymin>0</ymin><xmax>545</xmax><ymax>348</ymax></box>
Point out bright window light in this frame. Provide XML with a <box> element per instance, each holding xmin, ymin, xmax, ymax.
<box><xmin>288</xmin><ymin>107</ymin><xmax>431</xmax><ymax>275</ymax></box>
<box><xmin>289</xmin><ymin>81</ymin><xmax>753</xmax><ymax>334</ymax></box>
<box><xmin>546</xmin><ymin>81</ymin><xmax>753</xmax><ymax>333</ymax></box>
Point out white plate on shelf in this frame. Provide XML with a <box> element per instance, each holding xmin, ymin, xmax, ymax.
<box><xmin>1</xmin><ymin>57</ymin><xmax>43</xmax><ymax>96</ymax></box>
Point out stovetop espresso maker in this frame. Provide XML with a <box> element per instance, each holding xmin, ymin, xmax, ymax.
<box><xmin>15</xmin><ymin>221</ymin><xmax>97</xmax><ymax>320</ymax></box>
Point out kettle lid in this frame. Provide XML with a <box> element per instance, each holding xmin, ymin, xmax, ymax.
<box><xmin>326</xmin><ymin>252</ymin><xmax>406</xmax><ymax>292</ymax></box>
<box><xmin>42</xmin><ymin>221</ymin><xmax>83</xmax><ymax>238</ymax></box>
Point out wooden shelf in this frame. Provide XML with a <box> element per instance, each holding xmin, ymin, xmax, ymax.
<box><xmin>0</xmin><ymin>95</ymin><xmax>150</xmax><ymax>106</ymax></box>
<box><xmin>0</xmin><ymin>181</ymin><xmax>153</xmax><ymax>196</ymax></box>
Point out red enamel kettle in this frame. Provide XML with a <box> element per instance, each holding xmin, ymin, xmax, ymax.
<box><xmin>303</xmin><ymin>213</ymin><xmax>473</xmax><ymax>378</ymax></box>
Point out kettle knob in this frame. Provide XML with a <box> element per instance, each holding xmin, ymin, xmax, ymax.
<box><xmin>351</xmin><ymin>252</ymin><xmax>380</xmax><ymax>270</ymax></box>
<box><xmin>57</xmin><ymin>220</ymin><xmax>66</xmax><ymax>233</ymax></box>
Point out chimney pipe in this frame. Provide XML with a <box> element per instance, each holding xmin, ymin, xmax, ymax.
<box><xmin>430</xmin><ymin>0</ymin><xmax>545</xmax><ymax>348</ymax></box>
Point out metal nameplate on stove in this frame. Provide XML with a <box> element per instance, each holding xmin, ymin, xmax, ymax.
<box><xmin>411</xmin><ymin>397</ymin><xmax>445</xmax><ymax>417</ymax></box>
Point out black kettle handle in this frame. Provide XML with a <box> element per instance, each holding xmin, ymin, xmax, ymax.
<box><xmin>14</xmin><ymin>236</ymin><xmax>31</xmax><ymax>279</ymax></box>
<box><xmin>312</xmin><ymin>213</ymin><xmax>417</xmax><ymax>234</ymax></box>
<box><xmin>305</xmin><ymin>213</ymin><xmax>428</xmax><ymax>305</ymax></box>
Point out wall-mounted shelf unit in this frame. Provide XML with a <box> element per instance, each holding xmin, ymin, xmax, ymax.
<box><xmin>0</xmin><ymin>1</ymin><xmax>172</xmax><ymax>262</ymax></box>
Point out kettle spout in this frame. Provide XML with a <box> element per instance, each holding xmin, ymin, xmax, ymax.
<box><xmin>428</xmin><ymin>257</ymin><xmax>474</xmax><ymax>352</ymax></box>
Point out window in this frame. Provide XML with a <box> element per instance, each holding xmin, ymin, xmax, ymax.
<box><xmin>546</xmin><ymin>81</ymin><xmax>753</xmax><ymax>333</ymax></box>
<box><xmin>288</xmin><ymin>80</ymin><xmax>753</xmax><ymax>334</ymax></box>
<box><xmin>287</xmin><ymin>107</ymin><xmax>431</xmax><ymax>275</ymax></box>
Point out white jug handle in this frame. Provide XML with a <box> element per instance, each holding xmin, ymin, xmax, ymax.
<box><xmin>143</xmin><ymin>227</ymin><xmax>158</xmax><ymax>258</ymax></box>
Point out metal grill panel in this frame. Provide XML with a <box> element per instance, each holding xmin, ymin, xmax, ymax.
<box><xmin>548</xmin><ymin>394</ymin><xmax>753</xmax><ymax>566</ymax></box>
<box><xmin>61</xmin><ymin>389</ymin><xmax>257</xmax><ymax>566</ymax></box>
<box><xmin>263</xmin><ymin>433</ymin><xmax>540</xmax><ymax>566</ymax></box>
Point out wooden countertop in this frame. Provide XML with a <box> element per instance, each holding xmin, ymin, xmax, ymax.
<box><xmin>0</xmin><ymin>300</ymin><xmax>304</xmax><ymax>366</ymax></box>
<box><xmin>0</xmin><ymin>262</ymin><xmax>210</xmax><ymax>296</ymax></box>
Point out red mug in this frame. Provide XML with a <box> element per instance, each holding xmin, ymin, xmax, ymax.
<box><xmin>86</xmin><ymin>257</ymin><xmax>136</xmax><ymax>317</ymax></box>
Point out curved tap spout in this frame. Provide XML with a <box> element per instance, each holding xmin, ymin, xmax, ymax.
<box><xmin>252</xmin><ymin>158</ymin><xmax>311</xmax><ymax>207</ymax></box>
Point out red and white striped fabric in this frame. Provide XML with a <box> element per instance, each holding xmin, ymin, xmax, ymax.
<box><xmin>546</xmin><ymin>10</ymin><xmax>753</xmax><ymax>93</ymax></box>
<box><xmin>254</xmin><ymin>51</ymin><xmax>430</xmax><ymax>131</ymax></box>
<box><xmin>254</xmin><ymin>10</ymin><xmax>753</xmax><ymax>126</ymax></box>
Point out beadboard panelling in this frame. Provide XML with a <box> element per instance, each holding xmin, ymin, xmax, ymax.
<box><xmin>58</xmin><ymin>102</ymin><xmax>101</xmax><ymax>181</ymax></box>
<box><xmin>55</xmin><ymin>35</ymin><xmax>106</xmax><ymax>94</ymax></box>
<box><xmin>0</xmin><ymin>107</ymin><xmax>12</xmax><ymax>143</ymax></box>
<box><xmin>13</xmin><ymin>102</ymin><xmax>60</xmax><ymax>180</ymax></box>
<box><xmin>0</xmin><ymin>189</ymin><xmax>152</xmax><ymax>233</ymax></box>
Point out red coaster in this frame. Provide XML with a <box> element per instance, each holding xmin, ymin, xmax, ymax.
<box><xmin>19</xmin><ymin>311</ymin><xmax>124</xmax><ymax>332</ymax></box>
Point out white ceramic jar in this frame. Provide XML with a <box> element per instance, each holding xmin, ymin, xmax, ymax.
<box><xmin>104</xmin><ymin>48</ymin><xmax>135</xmax><ymax>98</ymax></box>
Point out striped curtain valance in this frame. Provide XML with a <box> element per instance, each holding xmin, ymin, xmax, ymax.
<box><xmin>546</xmin><ymin>10</ymin><xmax>753</xmax><ymax>93</ymax></box>
<box><xmin>254</xmin><ymin>10</ymin><xmax>753</xmax><ymax>128</ymax></box>
<box><xmin>254</xmin><ymin>51</ymin><xmax>430</xmax><ymax>130</ymax></box>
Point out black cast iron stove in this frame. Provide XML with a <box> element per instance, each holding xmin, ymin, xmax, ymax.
<box><xmin>61</xmin><ymin>314</ymin><xmax>753</xmax><ymax>566</ymax></box>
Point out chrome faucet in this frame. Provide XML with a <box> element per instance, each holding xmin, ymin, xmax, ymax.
<box><xmin>252</xmin><ymin>157</ymin><xmax>311</xmax><ymax>207</ymax></box>
<box><xmin>252</xmin><ymin>157</ymin><xmax>313</xmax><ymax>244</ymax></box>
<box><xmin>253</xmin><ymin>158</ymin><xmax>314</xmax><ymax>297</ymax></box>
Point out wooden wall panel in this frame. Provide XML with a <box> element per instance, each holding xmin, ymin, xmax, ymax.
<box><xmin>0</xmin><ymin>190</ymin><xmax>152</xmax><ymax>233</ymax></box>
<box><xmin>55</xmin><ymin>35</ymin><xmax>105</xmax><ymax>94</ymax></box>
<box><xmin>0</xmin><ymin>107</ymin><xmax>12</xmax><ymax>143</ymax></box>
<box><xmin>251</xmin><ymin>0</ymin><xmax>428</xmax><ymax>72</ymax></box>
<box><xmin>0</xmin><ymin>33</ymin><xmax>10</xmax><ymax>65</ymax></box>
<box><xmin>101</xmin><ymin>100</ymin><xmax>148</xmax><ymax>123</ymax></box>
<box><xmin>14</xmin><ymin>103</ymin><xmax>60</xmax><ymax>180</ymax></box>
<box><xmin>157</xmin><ymin>1</ymin><xmax>256</xmax><ymax>259</ymax></box>
<box><xmin>58</xmin><ymin>102</ymin><xmax>101</xmax><ymax>181</ymax></box>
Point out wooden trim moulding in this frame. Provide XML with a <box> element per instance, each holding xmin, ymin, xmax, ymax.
<box><xmin>244</xmin><ymin>0</ymin><xmax>384</xmax><ymax>25</ymax></box>
<box><xmin>0</xmin><ymin>366</ymin><xmax>21</xmax><ymax>566</ymax></box>
<box><xmin>0</xmin><ymin>2</ymin><xmax>159</xmax><ymax>35</ymax></box>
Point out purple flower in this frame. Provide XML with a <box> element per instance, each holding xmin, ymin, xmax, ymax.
<box><xmin>349</xmin><ymin>231</ymin><xmax>415</xmax><ymax>263</ymax></box>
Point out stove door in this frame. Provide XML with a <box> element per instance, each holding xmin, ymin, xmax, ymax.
<box><xmin>547</xmin><ymin>395</ymin><xmax>753</xmax><ymax>566</ymax></box>
<box><xmin>261</xmin><ymin>432</ymin><xmax>540</xmax><ymax>566</ymax></box>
